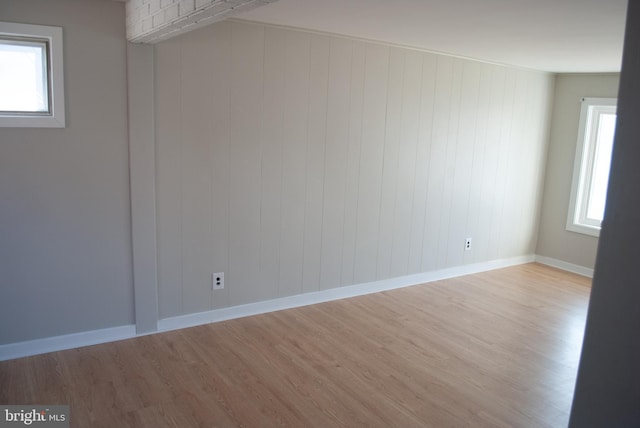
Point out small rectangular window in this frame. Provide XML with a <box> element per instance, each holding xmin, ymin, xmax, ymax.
<box><xmin>0</xmin><ymin>21</ymin><xmax>65</xmax><ymax>128</ymax></box>
<box><xmin>566</xmin><ymin>97</ymin><xmax>617</xmax><ymax>237</ymax></box>
<box><xmin>0</xmin><ymin>38</ymin><xmax>50</xmax><ymax>113</ymax></box>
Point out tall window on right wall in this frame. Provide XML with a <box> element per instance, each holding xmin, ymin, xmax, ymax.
<box><xmin>567</xmin><ymin>97</ymin><xmax>617</xmax><ymax>237</ymax></box>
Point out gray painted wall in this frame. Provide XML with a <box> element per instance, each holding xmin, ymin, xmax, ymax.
<box><xmin>536</xmin><ymin>73</ymin><xmax>620</xmax><ymax>269</ymax></box>
<box><xmin>154</xmin><ymin>21</ymin><xmax>555</xmax><ymax>319</ymax></box>
<box><xmin>0</xmin><ymin>5</ymin><xmax>562</xmax><ymax>346</ymax></box>
<box><xmin>0</xmin><ymin>0</ymin><xmax>134</xmax><ymax>344</ymax></box>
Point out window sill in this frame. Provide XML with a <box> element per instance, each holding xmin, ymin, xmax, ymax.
<box><xmin>566</xmin><ymin>222</ymin><xmax>601</xmax><ymax>238</ymax></box>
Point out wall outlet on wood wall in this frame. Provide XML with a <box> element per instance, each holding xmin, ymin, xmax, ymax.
<box><xmin>465</xmin><ymin>238</ymin><xmax>472</xmax><ymax>251</ymax></box>
<box><xmin>212</xmin><ymin>272</ymin><xmax>224</xmax><ymax>290</ymax></box>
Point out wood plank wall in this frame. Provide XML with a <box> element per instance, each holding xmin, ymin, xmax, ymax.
<box><xmin>154</xmin><ymin>21</ymin><xmax>554</xmax><ymax>319</ymax></box>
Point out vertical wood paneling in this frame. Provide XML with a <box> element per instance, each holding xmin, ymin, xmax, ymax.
<box><xmin>181</xmin><ymin>28</ymin><xmax>214</xmax><ymax>314</ymax></box>
<box><xmin>353</xmin><ymin>44</ymin><xmax>389</xmax><ymax>284</ymax></box>
<box><xmin>155</xmin><ymin>38</ymin><xmax>182</xmax><ymax>319</ymax></box>
<box><xmin>376</xmin><ymin>48</ymin><xmax>404</xmax><ymax>280</ymax></box>
<box><xmin>519</xmin><ymin>74</ymin><xmax>550</xmax><ymax>253</ymax></box>
<box><xmin>228</xmin><ymin>22</ymin><xmax>264</xmax><ymax>305</ymax></box>
<box><xmin>446</xmin><ymin>61</ymin><xmax>481</xmax><ymax>267</ymax></box>
<box><xmin>407</xmin><ymin>53</ymin><xmax>437</xmax><ymax>274</ymax></box>
<box><xmin>319</xmin><ymin>38</ymin><xmax>352</xmax><ymax>290</ymax></box>
<box><xmin>502</xmin><ymin>71</ymin><xmax>531</xmax><ymax>256</ymax></box>
<box><xmin>520</xmin><ymin>76</ymin><xmax>540</xmax><ymax>242</ymax></box>
<box><xmin>390</xmin><ymin>50</ymin><xmax>423</xmax><ymax>278</ymax></box>
<box><xmin>260</xmin><ymin>27</ymin><xmax>286</xmax><ymax>301</ymax></box>
<box><xmin>279</xmin><ymin>32</ymin><xmax>310</xmax><ymax>297</ymax></box>
<box><xmin>302</xmin><ymin>35</ymin><xmax>330</xmax><ymax>294</ymax></box>
<box><xmin>422</xmin><ymin>56</ymin><xmax>453</xmax><ymax>272</ymax></box>
<box><xmin>465</xmin><ymin>63</ymin><xmax>493</xmax><ymax>264</ymax></box>
<box><xmin>209</xmin><ymin>22</ymin><xmax>231</xmax><ymax>309</ymax></box>
<box><xmin>475</xmin><ymin>65</ymin><xmax>506</xmax><ymax>263</ymax></box>
<box><xmin>154</xmin><ymin>21</ymin><xmax>555</xmax><ymax>316</ymax></box>
<box><xmin>340</xmin><ymin>42</ymin><xmax>366</xmax><ymax>286</ymax></box>
<box><xmin>493</xmin><ymin>68</ymin><xmax>517</xmax><ymax>260</ymax></box>
<box><xmin>437</xmin><ymin>58</ymin><xmax>464</xmax><ymax>269</ymax></box>
<box><xmin>524</xmin><ymin>76</ymin><xmax>554</xmax><ymax>247</ymax></box>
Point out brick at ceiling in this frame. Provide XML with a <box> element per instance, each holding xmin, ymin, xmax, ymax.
<box><xmin>126</xmin><ymin>0</ymin><xmax>278</xmax><ymax>43</ymax></box>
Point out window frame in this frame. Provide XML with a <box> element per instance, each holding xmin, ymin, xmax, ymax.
<box><xmin>0</xmin><ymin>21</ymin><xmax>65</xmax><ymax>128</ymax></box>
<box><xmin>566</xmin><ymin>97</ymin><xmax>617</xmax><ymax>237</ymax></box>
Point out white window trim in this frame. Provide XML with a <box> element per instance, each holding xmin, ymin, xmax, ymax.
<box><xmin>0</xmin><ymin>21</ymin><xmax>65</xmax><ymax>128</ymax></box>
<box><xmin>566</xmin><ymin>97</ymin><xmax>617</xmax><ymax>237</ymax></box>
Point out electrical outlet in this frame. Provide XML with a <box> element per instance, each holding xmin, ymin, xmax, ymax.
<box><xmin>212</xmin><ymin>272</ymin><xmax>224</xmax><ymax>290</ymax></box>
<box><xmin>465</xmin><ymin>238</ymin><xmax>472</xmax><ymax>251</ymax></box>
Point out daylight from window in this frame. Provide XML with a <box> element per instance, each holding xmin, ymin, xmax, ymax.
<box><xmin>567</xmin><ymin>97</ymin><xmax>617</xmax><ymax>237</ymax></box>
<box><xmin>0</xmin><ymin>39</ymin><xmax>48</xmax><ymax>113</ymax></box>
<box><xmin>587</xmin><ymin>112</ymin><xmax>616</xmax><ymax>222</ymax></box>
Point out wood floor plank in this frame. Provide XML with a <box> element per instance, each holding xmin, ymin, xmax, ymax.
<box><xmin>0</xmin><ymin>263</ymin><xmax>590</xmax><ymax>427</ymax></box>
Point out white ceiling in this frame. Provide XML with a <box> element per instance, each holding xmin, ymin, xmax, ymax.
<box><xmin>236</xmin><ymin>0</ymin><xmax>627</xmax><ymax>73</ymax></box>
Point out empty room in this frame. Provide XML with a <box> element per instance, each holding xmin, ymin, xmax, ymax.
<box><xmin>1</xmin><ymin>0</ymin><xmax>638</xmax><ymax>426</ymax></box>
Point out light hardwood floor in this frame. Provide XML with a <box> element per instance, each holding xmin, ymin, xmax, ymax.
<box><xmin>0</xmin><ymin>263</ymin><xmax>590</xmax><ymax>427</ymax></box>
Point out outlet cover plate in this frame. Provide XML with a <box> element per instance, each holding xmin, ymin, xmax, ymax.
<box><xmin>213</xmin><ymin>272</ymin><xmax>224</xmax><ymax>290</ymax></box>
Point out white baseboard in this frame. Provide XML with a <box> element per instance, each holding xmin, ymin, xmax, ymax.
<box><xmin>0</xmin><ymin>325</ymin><xmax>136</xmax><ymax>362</ymax></box>
<box><xmin>0</xmin><ymin>255</ymin><xmax>534</xmax><ymax>361</ymax></box>
<box><xmin>534</xmin><ymin>255</ymin><xmax>594</xmax><ymax>278</ymax></box>
<box><xmin>157</xmin><ymin>255</ymin><xmax>535</xmax><ymax>332</ymax></box>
